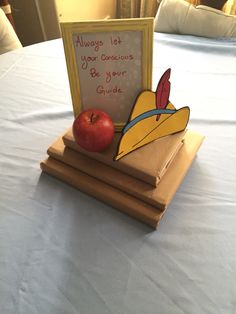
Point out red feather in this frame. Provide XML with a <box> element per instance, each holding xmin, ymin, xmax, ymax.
<box><xmin>155</xmin><ymin>68</ymin><xmax>171</xmax><ymax>120</ymax></box>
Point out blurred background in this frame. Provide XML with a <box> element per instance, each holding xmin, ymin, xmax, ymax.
<box><xmin>1</xmin><ymin>0</ymin><xmax>236</xmax><ymax>47</ymax></box>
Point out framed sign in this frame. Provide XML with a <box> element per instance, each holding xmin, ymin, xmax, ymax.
<box><xmin>61</xmin><ymin>18</ymin><xmax>153</xmax><ymax>131</ymax></box>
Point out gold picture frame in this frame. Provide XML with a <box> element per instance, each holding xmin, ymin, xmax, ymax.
<box><xmin>61</xmin><ymin>18</ymin><xmax>153</xmax><ymax>131</ymax></box>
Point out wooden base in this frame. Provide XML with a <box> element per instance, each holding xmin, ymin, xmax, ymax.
<box><xmin>41</xmin><ymin>130</ymin><xmax>204</xmax><ymax>228</ymax></box>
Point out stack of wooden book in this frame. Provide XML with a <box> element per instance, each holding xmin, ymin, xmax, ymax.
<box><xmin>40</xmin><ymin>128</ymin><xmax>204</xmax><ymax>228</ymax></box>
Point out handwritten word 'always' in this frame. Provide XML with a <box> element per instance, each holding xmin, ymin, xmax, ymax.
<box><xmin>96</xmin><ymin>85</ymin><xmax>122</xmax><ymax>96</ymax></box>
<box><xmin>75</xmin><ymin>36</ymin><xmax>103</xmax><ymax>52</ymax></box>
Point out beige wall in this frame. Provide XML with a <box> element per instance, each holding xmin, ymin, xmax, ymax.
<box><xmin>56</xmin><ymin>0</ymin><xmax>117</xmax><ymax>22</ymax></box>
<box><xmin>11</xmin><ymin>0</ymin><xmax>116</xmax><ymax>46</ymax></box>
<box><xmin>37</xmin><ymin>0</ymin><xmax>61</xmax><ymax>40</ymax></box>
<box><xmin>11</xmin><ymin>0</ymin><xmax>60</xmax><ymax>46</ymax></box>
<box><xmin>11</xmin><ymin>0</ymin><xmax>44</xmax><ymax>46</ymax></box>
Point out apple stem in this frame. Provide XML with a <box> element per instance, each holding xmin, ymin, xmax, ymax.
<box><xmin>90</xmin><ymin>112</ymin><xmax>96</xmax><ymax>123</ymax></box>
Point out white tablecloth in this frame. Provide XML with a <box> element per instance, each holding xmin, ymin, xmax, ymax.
<box><xmin>0</xmin><ymin>33</ymin><xmax>236</xmax><ymax>313</ymax></box>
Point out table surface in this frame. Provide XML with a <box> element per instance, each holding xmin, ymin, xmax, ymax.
<box><xmin>0</xmin><ymin>33</ymin><xmax>236</xmax><ymax>314</ymax></box>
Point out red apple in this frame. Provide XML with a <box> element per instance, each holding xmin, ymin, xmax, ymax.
<box><xmin>72</xmin><ymin>108</ymin><xmax>115</xmax><ymax>152</ymax></box>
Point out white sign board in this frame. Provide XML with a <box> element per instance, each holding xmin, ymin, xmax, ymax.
<box><xmin>61</xmin><ymin>18</ymin><xmax>153</xmax><ymax>131</ymax></box>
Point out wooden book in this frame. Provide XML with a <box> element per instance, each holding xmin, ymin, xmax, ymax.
<box><xmin>63</xmin><ymin>128</ymin><xmax>186</xmax><ymax>187</ymax></box>
<box><xmin>44</xmin><ymin>131</ymin><xmax>204</xmax><ymax>226</ymax></box>
<box><xmin>41</xmin><ymin>130</ymin><xmax>203</xmax><ymax>228</ymax></box>
<box><xmin>46</xmin><ymin>130</ymin><xmax>204</xmax><ymax>215</ymax></box>
<box><xmin>40</xmin><ymin>157</ymin><xmax>164</xmax><ymax>228</ymax></box>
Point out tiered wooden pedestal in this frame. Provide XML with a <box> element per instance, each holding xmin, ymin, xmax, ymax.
<box><xmin>40</xmin><ymin>129</ymin><xmax>204</xmax><ymax>228</ymax></box>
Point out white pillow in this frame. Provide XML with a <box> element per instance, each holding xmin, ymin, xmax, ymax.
<box><xmin>0</xmin><ymin>8</ymin><xmax>22</xmax><ymax>54</ymax></box>
<box><xmin>154</xmin><ymin>0</ymin><xmax>236</xmax><ymax>38</ymax></box>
